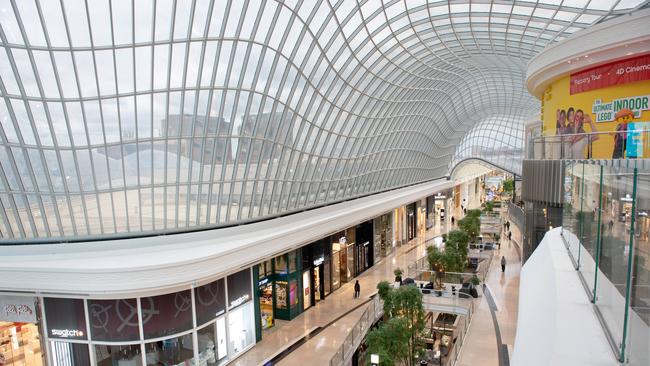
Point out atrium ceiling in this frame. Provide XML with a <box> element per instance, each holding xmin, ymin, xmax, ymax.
<box><xmin>0</xmin><ymin>0</ymin><xmax>647</xmax><ymax>242</ymax></box>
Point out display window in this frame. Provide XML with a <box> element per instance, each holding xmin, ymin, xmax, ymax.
<box><xmin>197</xmin><ymin>320</ymin><xmax>228</xmax><ymax>366</ymax></box>
<box><xmin>0</xmin><ymin>322</ymin><xmax>43</xmax><ymax>366</ymax></box>
<box><xmin>87</xmin><ymin>299</ymin><xmax>140</xmax><ymax>342</ymax></box>
<box><xmin>43</xmin><ymin>298</ymin><xmax>87</xmax><ymax>341</ymax></box>
<box><xmin>302</xmin><ymin>271</ymin><xmax>311</xmax><ymax>310</ymax></box>
<box><xmin>331</xmin><ymin>252</ymin><xmax>341</xmax><ymax>291</ymax></box>
<box><xmin>94</xmin><ymin>344</ymin><xmax>141</xmax><ymax>366</ymax></box>
<box><xmin>289</xmin><ymin>281</ymin><xmax>298</xmax><ymax>308</ymax></box>
<box><xmin>313</xmin><ymin>267</ymin><xmax>321</xmax><ymax>302</ymax></box>
<box><xmin>50</xmin><ymin>340</ymin><xmax>90</xmax><ymax>365</ymax></box>
<box><xmin>144</xmin><ymin>333</ymin><xmax>194</xmax><ymax>366</ymax></box>
<box><xmin>227</xmin><ymin>302</ymin><xmax>254</xmax><ymax>356</ymax></box>
<box><xmin>194</xmin><ymin>279</ymin><xmax>226</xmax><ymax>326</ymax></box>
<box><xmin>142</xmin><ymin>290</ymin><xmax>193</xmax><ymax>340</ymax></box>
<box><xmin>323</xmin><ymin>260</ymin><xmax>331</xmax><ymax>296</ymax></box>
<box><xmin>274</xmin><ymin>256</ymin><xmax>287</xmax><ymax>274</ymax></box>
<box><xmin>275</xmin><ymin>281</ymin><xmax>288</xmax><ymax>310</ymax></box>
<box><xmin>258</xmin><ymin>283</ymin><xmax>273</xmax><ymax>330</ymax></box>
<box><xmin>227</xmin><ymin>269</ymin><xmax>252</xmax><ymax>310</ymax></box>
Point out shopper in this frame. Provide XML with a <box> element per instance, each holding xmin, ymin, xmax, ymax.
<box><xmin>501</xmin><ymin>256</ymin><xmax>507</xmax><ymax>273</ymax></box>
<box><xmin>354</xmin><ymin>280</ymin><xmax>361</xmax><ymax>299</ymax></box>
<box><xmin>451</xmin><ymin>216</ymin><xmax>455</xmax><ymax>225</ymax></box>
<box><xmin>508</xmin><ymin>231</ymin><xmax>512</xmax><ymax>241</ymax></box>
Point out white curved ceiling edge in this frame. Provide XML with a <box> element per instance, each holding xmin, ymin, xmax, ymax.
<box><xmin>0</xmin><ymin>178</ymin><xmax>452</xmax><ymax>298</ymax></box>
<box><xmin>526</xmin><ymin>8</ymin><xmax>650</xmax><ymax>98</ymax></box>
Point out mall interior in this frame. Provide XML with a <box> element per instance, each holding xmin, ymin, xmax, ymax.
<box><xmin>0</xmin><ymin>1</ymin><xmax>649</xmax><ymax>366</ymax></box>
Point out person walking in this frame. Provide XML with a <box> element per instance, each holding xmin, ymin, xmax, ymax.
<box><xmin>508</xmin><ymin>231</ymin><xmax>512</xmax><ymax>241</ymax></box>
<box><xmin>451</xmin><ymin>216</ymin><xmax>455</xmax><ymax>226</ymax></box>
<box><xmin>354</xmin><ymin>280</ymin><xmax>361</xmax><ymax>299</ymax></box>
<box><xmin>501</xmin><ymin>256</ymin><xmax>507</xmax><ymax>273</ymax></box>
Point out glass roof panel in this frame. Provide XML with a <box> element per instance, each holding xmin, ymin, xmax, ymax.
<box><xmin>0</xmin><ymin>0</ymin><xmax>646</xmax><ymax>242</ymax></box>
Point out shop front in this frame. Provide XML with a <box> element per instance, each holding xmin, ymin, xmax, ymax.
<box><xmin>331</xmin><ymin>228</ymin><xmax>356</xmax><ymax>290</ymax></box>
<box><xmin>39</xmin><ymin>268</ymin><xmax>255</xmax><ymax>366</ymax></box>
<box><xmin>354</xmin><ymin>221</ymin><xmax>374</xmax><ymax>276</ymax></box>
<box><xmin>373</xmin><ymin>212</ymin><xmax>393</xmax><ymax>263</ymax></box>
<box><xmin>0</xmin><ymin>295</ymin><xmax>43</xmax><ymax>366</ymax></box>
<box><xmin>301</xmin><ymin>238</ymin><xmax>331</xmax><ymax>308</ymax></box>
<box><xmin>417</xmin><ymin>199</ymin><xmax>427</xmax><ymax>238</ymax></box>
<box><xmin>406</xmin><ymin>202</ymin><xmax>417</xmax><ymax>241</ymax></box>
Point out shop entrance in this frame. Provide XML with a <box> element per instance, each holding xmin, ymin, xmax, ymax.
<box><xmin>313</xmin><ymin>264</ymin><xmax>324</xmax><ymax>302</ymax></box>
<box><xmin>0</xmin><ymin>322</ymin><xmax>44</xmax><ymax>366</ymax></box>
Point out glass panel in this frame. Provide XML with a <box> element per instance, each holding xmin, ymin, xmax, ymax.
<box><xmin>227</xmin><ymin>302</ymin><xmax>254</xmax><ymax>356</ymax></box>
<box><xmin>94</xmin><ymin>344</ymin><xmax>141</xmax><ymax>366</ymax></box>
<box><xmin>197</xmin><ymin>321</ymin><xmax>228</xmax><ymax>366</ymax></box>
<box><xmin>227</xmin><ymin>269</ymin><xmax>252</xmax><ymax>310</ymax></box>
<box><xmin>87</xmin><ymin>299</ymin><xmax>140</xmax><ymax>342</ymax></box>
<box><xmin>144</xmin><ymin>334</ymin><xmax>194</xmax><ymax>366</ymax></box>
<box><xmin>142</xmin><ymin>290</ymin><xmax>193</xmax><ymax>339</ymax></box>
<box><xmin>597</xmin><ymin>165</ymin><xmax>635</xmax><ymax>353</ymax></box>
<box><xmin>578</xmin><ymin>164</ymin><xmax>601</xmax><ymax>298</ymax></box>
<box><xmin>50</xmin><ymin>341</ymin><xmax>90</xmax><ymax>365</ymax></box>
<box><xmin>43</xmin><ymin>298</ymin><xmax>87</xmax><ymax>340</ymax></box>
<box><xmin>195</xmin><ymin>278</ymin><xmax>226</xmax><ymax>326</ymax></box>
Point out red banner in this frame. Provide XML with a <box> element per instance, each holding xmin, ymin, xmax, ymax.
<box><xmin>570</xmin><ymin>53</ymin><xmax>650</xmax><ymax>95</ymax></box>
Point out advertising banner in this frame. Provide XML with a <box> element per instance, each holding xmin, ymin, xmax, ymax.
<box><xmin>0</xmin><ymin>295</ymin><xmax>37</xmax><ymax>323</ymax></box>
<box><xmin>542</xmin><ymin>53</ymin><xmax>650</xmax><ymax>159</ymax></box>
<box><xmin>570</xmin><ymin>54</ymin><xmax>650</xmax><ymax>95</ymax></box>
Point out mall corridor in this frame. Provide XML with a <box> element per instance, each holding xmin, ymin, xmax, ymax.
<box><xmin>457</xmin><ymin>211</ymin><xmax>522</xmax><ymax>366</ymax></box>
<box><xmin>231</xmin><ymin>220</ymin><xmax>452</xmax><ymax>366</ymax></box>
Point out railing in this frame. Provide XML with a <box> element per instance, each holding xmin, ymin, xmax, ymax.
<box><xmin>329</xmin><ymin>294</ymin><xmax>383</xmax><ymax>366</ymax></box>
<box><xmin>560</xmin><ymin>160</ymin><xmax>650</xmax><ymax>365</ymax></box>
<box><xmin>407</xmin><ymin>251</ymin><xmax>494</xmax><ymax>285</ymax></box>
<box><xmin>528</xmin><ymin>129</ymin><xmax>650</xmax><ymax>160</ymax></box>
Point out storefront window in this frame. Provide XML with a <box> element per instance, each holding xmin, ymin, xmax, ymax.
<box><xmin>50</xmin><ymin>341</ymin><xmax>90</xmax><ymax>365</ymax></box>
<box><xmin>227</xmin><ymin>269</ymin><xmax>252</xmax><ymax>310</ymax></box>
<box><xmin>331</xmin><ymin>252</ymin><xmax>340</xmax><ymax>291</ymax></box>
<box><xmin>88</xmin><ymin>299</ymin><xmax>140</xmax><ymax>342</ymax></box>
<box><xmin>274</xmin><ymin>255</ymin><xmax>287</xmax><ymax>274</ymax></box>
<box><xmin>0</xmin><ymin>322</ymin><xmax>43</xmax><ymax>366</ymax></box>
<box><xmin>259</xmin><ymin>282</ymin><xmax>274</xmax><ymax>330</ymax></box>
<box><xmin>302</xmin><ymin>270</ymin><xmax>311</xmax><ymax>310</ymax></box>
<box><xmin>288</xmin><ymin>251</ymin><xmax>297</xmax><ymax>273</ymax></box>
<box><xmin>227</xmin><ymin>302</ymin><xmax>254</xmax><ymax>356</ymax></box>
<box><xmin>197</xmin><ymin>320</ymin><xmax>228</xmax><ymax>366</ymax></box>
<box><xmin>289</xmin><ymin>280</ymin><xmax>298</xmax><ymax>308</ymax></box>
<box><xmin>324</xmin><ymin>260</ymin><xmax>331</xmax><ymax>296</ymax></box>
<box><xmin>195</xmin><ymin>279</ymin><xmax>226</xmax><ymax>326</ymax></box>
<box><xmin>142</xmin><ymin>290</ymin><xmax>193</xmax><ymax>339</ymax></box>
<box><xmin>258</xmin><ymin>260</ymin><xmax>273</xmax><ymax>279</ymax></box>
<box><xmin>346</xmin><ymin>245</ymin><xmax>354</xmax><ymax>282</ymax></box>
<box><xmin>144</xmin><ymin>333</ymin><xmax>194</xmax><ymax>366</ymax></box>
<box><xmin>44</xmin><ymin>298</ymin><xmax>87</xmax><ymax>341</ymax></box>
<box><xmin>95</xmin><ymin>344</ymin><xmax>141</xmax><ymax>366</ymax></box>
<box><xmin>275</xmin><ymin>281</ymin><xmax>288</xmax><ymax>309</ymax></box>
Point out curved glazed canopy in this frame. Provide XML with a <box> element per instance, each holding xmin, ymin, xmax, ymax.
<box><xmin>0</xmin><ymin>0</ymin><xmax>646</xmax><ymax>242</ymax></box>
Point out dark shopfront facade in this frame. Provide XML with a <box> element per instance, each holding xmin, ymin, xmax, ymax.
<box><xmin>37</xmin><ymin>268</ymin><xmax>255</xmax><ymax>366</ymax></box>
<box><xmin>406</xmin><ymin>202</ymin><xmax>417</xmax><ymax>241</ymax></box>
<box><xmin>254</xmin><ymin>221</ymin><xmax>375</xmax><ymax>341</ymax></box>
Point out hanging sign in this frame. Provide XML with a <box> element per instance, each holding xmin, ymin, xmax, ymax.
<box><xmin>0</xmin><ymin>296</ymin><xmax>37</xmax><ymax>323</ymax></box>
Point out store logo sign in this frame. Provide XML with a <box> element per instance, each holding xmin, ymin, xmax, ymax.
<box><xmin>0</xmin><ymin>296</ymin><xmax>37</xmax><ymax>323</ymax></box>
<box><xmin>229</xmin><ymin>294</ymin><xmax>250</xmax><ymax>309</ymax></box>
<box><xmin>313</xmin><ymin>257</ymin><xmax>324</xmax><ymax>266</ymax></box>
<box><xmin>51</xmin><ymin>329</ymin><xmax>84</xmax><ymax>338</ymax></box>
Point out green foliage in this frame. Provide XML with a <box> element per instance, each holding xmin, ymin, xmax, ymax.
<box><xmin>372</xmin><ymin>282</ymin><xmax>426</xmax><ymax>366</ymax></box>
<box><xmin>470</xmin><ymin>275</ymin><xmax>481</xmax><ymax>286</ymax></box>
<box><xmin>458</xmin><ymin>213</ymin><xmax>480</xmax><ymax>244</ymax></box>
<box><xmin>393</xmin><ymin>268</ymin><xmax>403</xmax><ymax>278</ymax></box>
<box><xmin>483</xmin><ymin>201</ymin><xmax>494</xmax><ymax>212</ymax></box>
<box><xmin>442</xmin><ymin>230</ymin><xmax>469</xmax><ymax>272</ymax></box>
<box><xmin>503</xmin><ymin>179</ymin><xmax>515</xmax><ymax>193</ymax></box>
<box><xmin>365</xmin><ymin>317</ymin><xmax>410</xmax><ymax>366</ymax></box>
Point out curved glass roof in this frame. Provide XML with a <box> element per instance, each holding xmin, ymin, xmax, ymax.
<box><xmin>0</xmin><ymin>0</ymin><xmax>647</xmax><ymax>242</ymax></box>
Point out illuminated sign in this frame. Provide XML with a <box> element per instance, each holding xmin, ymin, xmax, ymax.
<box><xmin>229</xmin><ymin>294</ymin><xmax>250</xmax><ymax>309</ymax></box>
<box><xmin>51</xmin><ymin>329</ymin><xmax>84</xmax><ymax>338</ymax></box>
<box><xmin>313</xmin><ymin>257</ymin><xmax>324</xmax><ymax>266</ymax></box>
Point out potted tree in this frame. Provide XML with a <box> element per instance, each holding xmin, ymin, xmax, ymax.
<box><xmin>394</xmin><ymin>268</ymin><xmax>403</xmax><ymax>285</ymax></box>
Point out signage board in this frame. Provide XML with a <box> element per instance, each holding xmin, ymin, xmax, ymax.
<box><xmin>0</xmin><ymin>296</ymin><xmax>37</xmax><ymax>323</ymax></box>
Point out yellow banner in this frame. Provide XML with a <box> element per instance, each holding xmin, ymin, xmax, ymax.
<box><xmin>542</xmin><ymin>76</ymin><xmax>650</xmax><ymax>159</ymax></box>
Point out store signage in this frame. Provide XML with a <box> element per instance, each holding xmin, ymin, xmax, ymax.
<box><xmin>51</xmin><ymin>329</ymin><xmax>84</xmax><ymax>338</ymax></box>
<box><xmin>434</xmin><ymin>195</ymin><xmax>446</xmax><ymax>200</ymax></box>
<box><xmin>229</xmin><ymin>294</ymin><xmax>250</xmax><ymax>309</ymax></box>
<box><xmin>313</xmin><ymin>257</ymin><xmax>324</xmax><ymax>266</ymax></box>
<box><xmin>0</xmin><ymin>296</ymin><xmax>37</xmax><ymax>323</ymax></box>
<box><xmin>621</xmin><ymin>194</ymin><xmax>634</xmax><ymax>202</ymax></box>
<box><xmin>570</xmin><ymin>54</ymin><xmax>650</xmax><ymax>94</ymax></box>
<box><xmin>258</xmin><ymin>278</ymin><xmax>269</xmax><ymax>287</ymax></box>
<box><xmin>591</xmin><ymin>94</ymin><xmax>650</xmax><ymax>122</ymax></box>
